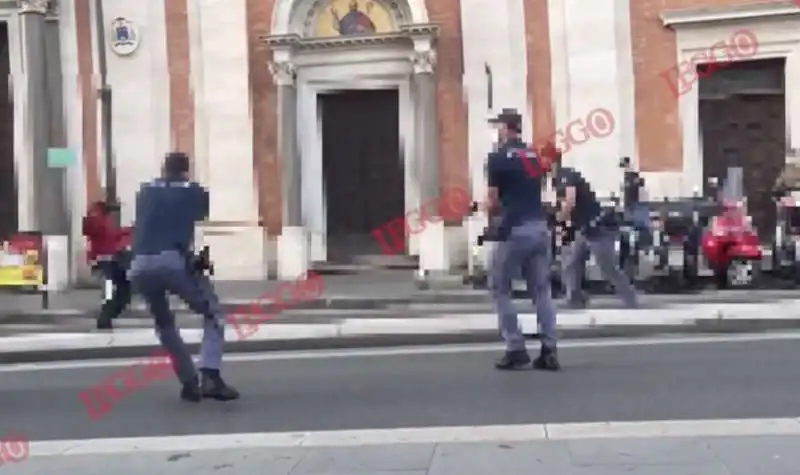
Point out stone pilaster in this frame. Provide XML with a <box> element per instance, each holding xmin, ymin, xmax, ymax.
<box><xmin>411</xmin><ymin>49</ymin><xmax>438</xmax><ymax>205</ymax></box>
<box><xmin>411</xmin><ymin>47</ymin><xmax>454</xmax><ymax>285</ymax></box>
<box><xmin>269</xmin><ymin>59</ymin><xmax>302</xmax><ymax>228</ymax></box>
<box><xmin>18</xmin><ymin>0</ymin><xmax>67</xmax><ymax>236</ymax></box>
<box><xmin>269</xmin><ymin>58</ymin><xmax>307</xmax><ymax>279</ymax></box>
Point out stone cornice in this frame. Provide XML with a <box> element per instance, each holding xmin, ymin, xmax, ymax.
<box><xmin>261</xmin><ymin>23</ymin><xmax>438</xmax><ymax>52</ymax></box>
<box><xmin>661</xmin><ymin>1</ymin><xmax>800</xmax><ymax>27</ymax></box>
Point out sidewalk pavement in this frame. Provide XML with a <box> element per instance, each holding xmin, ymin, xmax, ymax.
<box><xmin>2</xmin><ymin>271</ymin><xmax>799</xmax><ymax>319</ymax></box>
<box><xmin>0</xmin><ymin>272</ymin><xmax>464</xmax><ymax>316</ymax></box>
<box><xmin>17</xmin><ymin>418</ymin><xmax>800</xmax><ymax>474</ymax></box>
<box><xmin>1</xmin><ymin>300</ymin><xmax>800</xmax><ymax>363</ymax></box>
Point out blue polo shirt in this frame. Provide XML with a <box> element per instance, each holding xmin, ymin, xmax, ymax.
<box><xmin>552</xmin><ymin>166</ymin><xmax>602</xmax><ymax>229</ymax></box>
<box><xmin>487</xmin><ymin>139</ymin><xmax>545</xmax><ymax>227</ymax></box>
<box><xmin>132</xmin><ymin>179</ymin><xmax>209</xmax><ymax>256</ymax></box>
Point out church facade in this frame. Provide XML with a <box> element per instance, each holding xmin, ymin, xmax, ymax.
<box><xmin>3</xmin><ymin>0</ymin><xmax>800</xmax><ymax>280</ymax></box>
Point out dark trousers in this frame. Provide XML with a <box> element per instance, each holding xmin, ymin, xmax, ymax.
<box><xmin>96</xmin><ymin>252</ymin><xmax>132</xmax><ymax>321</ymax></box>
<box><xmin>562</xmin><ymin>227</ymin><xmax>638</xmax><ymax>306</ymax></box>
<box><xmin>490</xmin><ymin>220</ymin><xmax>557</xmax><ymax>350</ymax></box>
<box><xmin>129</xmin><ymin>250</ymin><xmax>225</xmax><ymax>384</ymax></box>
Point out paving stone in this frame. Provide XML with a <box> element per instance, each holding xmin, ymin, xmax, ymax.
<box><xmin>427</xmin><ymin>441</ymin><xmax>573</xmax><ymax>475</ymax></box>
<box><xmin>288</xmin><ymin>444</ymin><xmax>435</xmax><ymax>474</ymax></box>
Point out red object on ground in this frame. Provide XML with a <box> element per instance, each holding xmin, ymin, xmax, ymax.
<box><xmin>82</xmin><ymin>202</ymin><xmax>131</xmax><ymax>263</ymax></box>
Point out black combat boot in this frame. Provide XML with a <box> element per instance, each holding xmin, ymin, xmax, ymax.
<box><xmin>533</xmin><ymin>345</ymin><xmax>560</xmax><ymax>371</ymax></box>
<box><xmin>494</xmin><ymin>350</ymin><xmax>532</xmax><ymax>370</ymax></box>
<box><xmin>200</xmin><ymin>368</ymin><xmax>240</xmax><ymax>401</ymax></box>
<box><xmin>180</xmin><ymin>376</ymin><xmax>202</xmax><ymax>402</ymax></box>
<box><xmin>96</xmin><ymin>305</ymin><xmax>114</xmax><ymax>329</ymax></box>
<box><xmin>96</xmin><ymin>316</ymin><xmax>113</xmax><ymax>330</ymax></box>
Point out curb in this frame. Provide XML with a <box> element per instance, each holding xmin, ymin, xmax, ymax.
<box><xmin>1</xmin><ymin>318</ymin><xmax>799</xmax><ymax>364</ymax></box>
<box><xmin>4</xmin><ymin>291</ymin><xmax>800</xmax><ymax>322</ymax></box>
<box><xmin>0</xmin><ymin>293</ymin><xmax>503</xmax><ymax>322</ymax></box>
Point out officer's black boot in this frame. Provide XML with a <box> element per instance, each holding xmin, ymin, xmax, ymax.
<box><xmin>200</xmin><ymin>368</ymin><xmax>240</xmax><ymax>401</ymax></box>
<box><xmin>494</xmin><ymin>350</ymin><xmax>531</xmax><ymax>370</ymax></box>
<box><xmin>180</xmin><ymin>376</ymin><xmax>202</xmax><ymax>402</ymax></box>
<box><xmin>533</xmin><ymin>345</ymin><xmax>561</xmax><ymax>371</ymax></box>
<box><xmin>96</xmin><ymin>305</ymin><xmax>113</xmax><ymax>330</ymax></box>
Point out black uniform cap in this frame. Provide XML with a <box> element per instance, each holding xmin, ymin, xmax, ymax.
<box><xmin>163</xmin><ymin>151</ymin><xmax>190</xmax><ymax>177</ymax></box>
<box><xmin>489</xmin><ymin>108</ymin><xmax>522</xmax><ymax>132</ymax></box>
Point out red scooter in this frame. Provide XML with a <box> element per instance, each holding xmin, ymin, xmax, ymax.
<box><xmin>700</xmin><ymin>200</ymin><xmax>762</xmax><ymax>288</ymax></box>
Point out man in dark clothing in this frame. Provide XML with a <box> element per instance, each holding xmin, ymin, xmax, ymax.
<box><xmin>82</xmin><ymin>200</ymin><xmax>132</xmax><ymax>329</ymax></box>
<box><xmin>486</xmin><ymin>108</ymin><xmax>559</xmax><ymax>371</ymax></box>
<box><xmin>128</xmin><ymin>152</ymin><xmax>239</xmax><ymax>403</ymax></box>
<box><xmin>551</xmin><ymin>156</ymin><xmax>638</xmax><ymax>308</ymax></box>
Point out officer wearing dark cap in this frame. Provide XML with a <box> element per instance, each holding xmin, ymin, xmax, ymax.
<box><xmin>486</xmin><ymin>108</ymin><xmax>560</xmax><ymax>371</ymax></box>
<box><xmin>128</xmin><ymin>152</ymin><xmax>239</xmax><ymax>402</ymax></box>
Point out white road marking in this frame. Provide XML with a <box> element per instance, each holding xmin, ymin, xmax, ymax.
<box><xmin>25</xmin><ymin>418</ymin><xmax>800</xmax><ymax>457</ymax></box>
<box><xmin>1</xmin><ymin>331</ymin><xmax>799</xmax><ymax>373</ymax></box>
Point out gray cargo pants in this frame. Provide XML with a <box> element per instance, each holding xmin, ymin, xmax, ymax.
<box><xmin>129</xmin><ymin>250</ymin><xmax>225</xmax><ymax>385</ymax></box>
<box><xmin>562</xmin><ymin>227</ymin><xmax>638</xmax><ymax>306</ymax></box>
<box><xmin>490</xmin><ymin>220</ymin><xmax>557</xmax><ymax>351</ymax></box>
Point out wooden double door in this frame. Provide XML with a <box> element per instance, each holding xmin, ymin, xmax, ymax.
<box><xmin>699</xmin><ymin>60</ymin><xmax>786</xmax><ymax>240</ymax></box>
<box><xmin>0</xmin><ymin>23</ymin><xmax>18</xmax><ymax>239</ymax></box>
<box><xmin>700</xmin><ymin>95</ymin><xmax>785</xmax><ymax>239</ymax></box>
<box><xmin>320</xmin><ymin>89</ymin><xmax>405</xmax><ymax>261</ymax></box>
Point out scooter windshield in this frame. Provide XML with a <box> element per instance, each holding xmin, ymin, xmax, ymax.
<box><xmin>711</xmin><ymin>207</ymin><xmax>750</xmax><ymax>235</ymax></box>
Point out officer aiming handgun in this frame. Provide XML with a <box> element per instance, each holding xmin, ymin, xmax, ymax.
<box><xmin>128</xmin><ymin>152</ymin><xmax>239</xmax><ymax>403</ymax></box>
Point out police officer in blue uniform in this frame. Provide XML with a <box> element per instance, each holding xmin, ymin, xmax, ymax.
<box><xmin>487</xmin><ymin>109</ymin><xmax>559</xmax><ymax>371</ymax></box>
<box><xmin>128</xmin><ymin>152</ymin><xmax>239</xmax><ymax>402</ymax></box>
<box><xmin>551</xmin><ymin>155</ymin><xmax>638</xmax><ymax>309</ymax></box>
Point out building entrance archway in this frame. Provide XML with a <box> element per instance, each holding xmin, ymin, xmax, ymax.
<box><xmin>263</xmin><ymin>0</ymin><xmax>443</xmax><ymax>277</ymax></box>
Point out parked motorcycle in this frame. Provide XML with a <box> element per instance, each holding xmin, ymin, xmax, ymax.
<box><xmin>637</xmin><ymin>195</ymin><xmax>712</xmax><ymax>292</ymax></box>
<box><xmin>699</xmin><ymin>169</ymin><xmax>763</xmax><ymax>288</ymax></box>
<box><xmin>767</xmin><ymin>190</ymin><xmax>800</xmax><ymax>282</ymax></box>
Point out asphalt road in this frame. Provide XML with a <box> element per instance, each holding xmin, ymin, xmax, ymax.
<box><xmin>2</xmin><ymin>335</ymin><xmax>800</xmax><ymax>442</ymax></box>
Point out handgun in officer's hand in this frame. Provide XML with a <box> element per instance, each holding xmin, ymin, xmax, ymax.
<box><xmin>192</xmin><ymin>245</ymin><xmax>215</xmax><ymax>276</ymax></box>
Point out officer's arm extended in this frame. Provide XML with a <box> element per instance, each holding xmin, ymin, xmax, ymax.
<box><xmin>485</xmin><ymin>153</ymin><xmax>502</xmax><ymax>212</ymax></box>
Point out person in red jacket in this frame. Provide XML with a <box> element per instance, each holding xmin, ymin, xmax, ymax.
<box><xmin>83</xmin><ymin>200</ymin><xmax>133</xmax><ymax>329</ymax></box>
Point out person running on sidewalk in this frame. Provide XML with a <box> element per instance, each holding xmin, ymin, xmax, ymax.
<box><xmin>486</xmin><ymin>108</ymin><xmax>560</xmax><ymax>371</ymax></box>
<box><xmin>82</xmin><ymin>198</ymin><xmax>133</xmax><ymax>329</ymax></box>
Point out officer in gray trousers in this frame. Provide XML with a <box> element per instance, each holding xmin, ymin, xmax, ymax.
<box><xmin>551</xmin><ymin>157</ymin><xmax>638</xmax><ymax>309</ymax></box>
<box><xmin>487</xmin><ymin>109</ymin><xmax>560</xmax><ymax>371</ymax></box>
<box><xmin>128</xmin><ymin>152</ymin><xmax>239</xmax><ymax>402</ymax></box>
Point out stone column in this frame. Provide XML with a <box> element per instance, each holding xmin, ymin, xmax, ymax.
<box><xmin>270</xmin><ymin>59</ymin><xmax>307</xmax><ymax>279</ymax></box>
<box><xmin>19</xmin><ymin>0</ymin><xmax>65</xmax><ymax>235</ymax></box>
<box><xmin>412</xmin><ymin>49</ymin><xmax>450</xmax><ymax>283</ymax></box>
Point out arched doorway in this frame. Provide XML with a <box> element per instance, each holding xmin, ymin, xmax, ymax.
<box><xmin>266</xmin><ymin>0</ymin><xmax>439</xmax><ymax>268</ymax></box>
